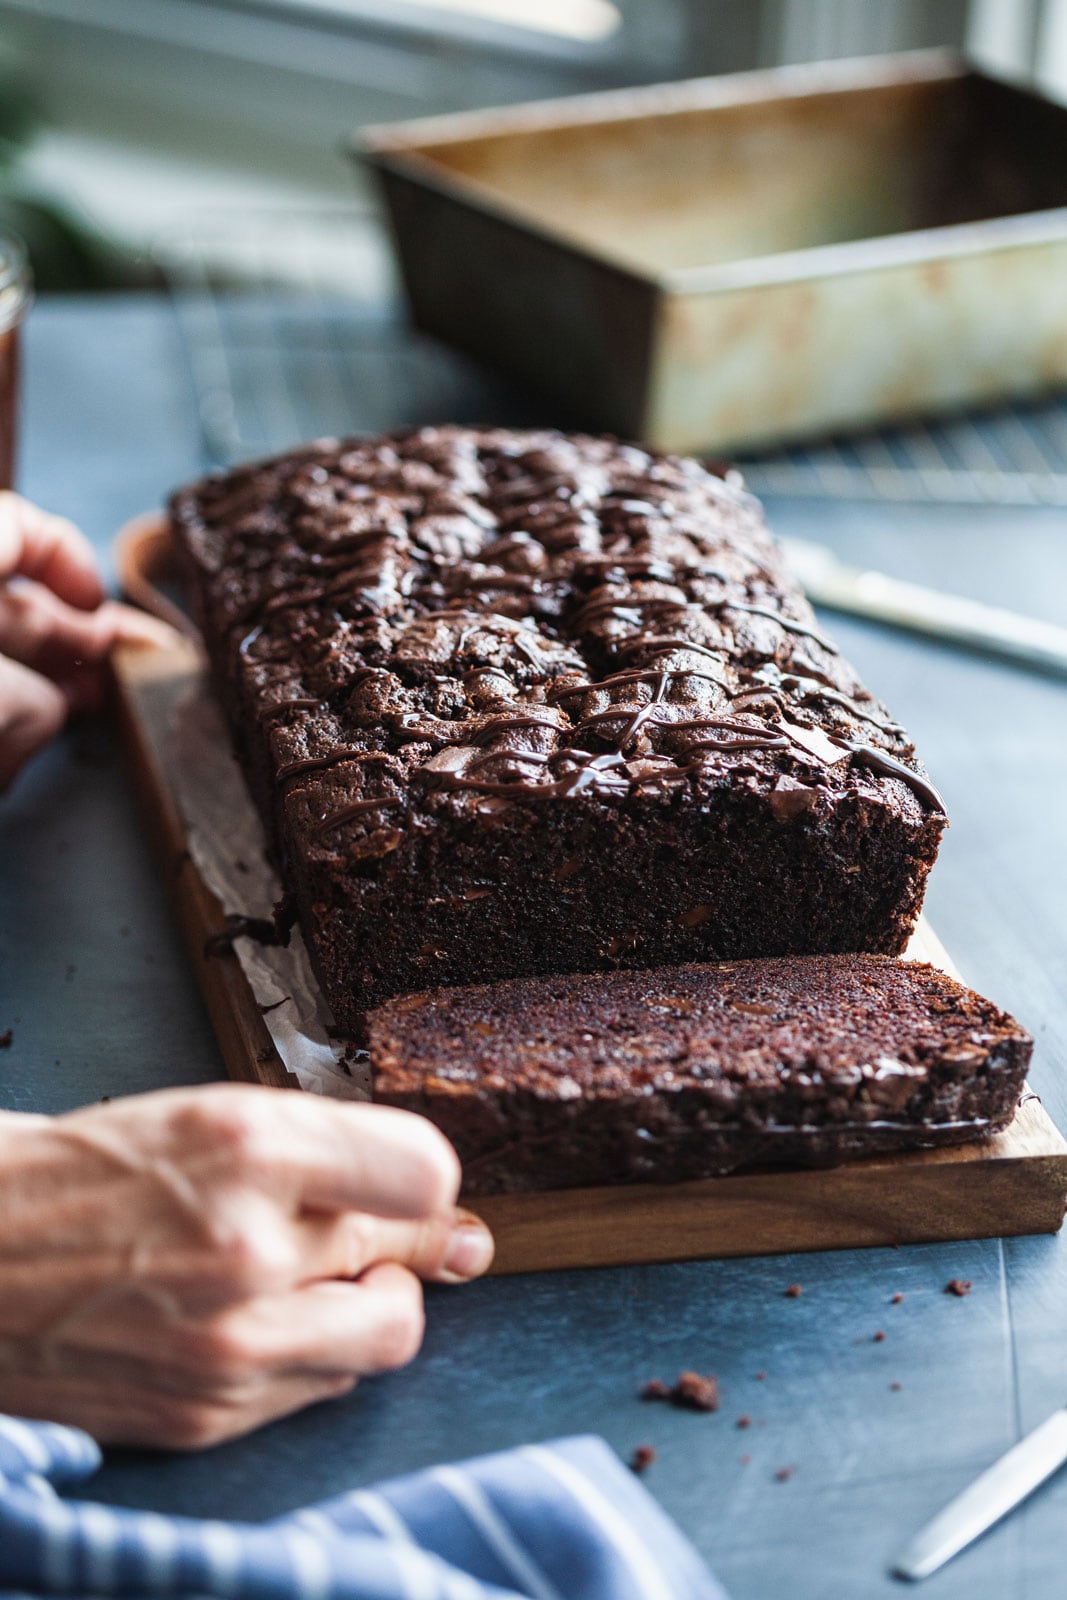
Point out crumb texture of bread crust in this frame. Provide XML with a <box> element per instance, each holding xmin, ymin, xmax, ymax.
<box><xmin>367</xmin><ymin>955</ymin><xmax>1031</xmax><ymax>1194</ymax></box>
<box><xmin>172</xmin><ymin>426</ymin><xmax>946</xmax><ymax>1033</ymax></box>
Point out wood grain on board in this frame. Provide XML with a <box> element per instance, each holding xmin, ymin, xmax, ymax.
<box><xmin>112</xmin><ymin>513</ymin><xmax>1067</xmax><ymax>1274</ymax></box>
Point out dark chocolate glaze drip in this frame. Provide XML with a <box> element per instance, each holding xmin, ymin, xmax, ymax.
<box><xmin>786</xmin><ymin>653</ymin><xmax>839</xmax><ymax>688</ymax></box>
<box><xmin>408</xmin><ymin>611</ymin><xmax>566</xmax><ymax>671</ymax></box>
<box><xmin>571</xmin><ymin>594</ymin><xmax>687</xmax><ymax>630</ymax></box>
<box><xmin>715</xmin><ymin>599</ymin><xmax>839</xmax><ymax>654</ymax></box>
<box><xmin>258</xmin><ymin>697</ymin><xmax>322</xmax><ymax>722</ymax></box>
<box><xmin>481</xmin><ymin>530</ymin><xmax>539</xmax><ymax>560</ymax></box>
<box><xmin>616</xmin><ymin>636</ymin><xmax>727</xmax><ymax>664</ymax></box>
<box><xmin>547</xmin><ymin>665</ymin><xmax>725</xmax><ymax>703</ymax></box>
<box><xmin>348</xmin><ymin>667</ymin><xmax>390</xmax><ymax>690</ymax></box>
<box><xmin>683</xmin><ymin>730</ymin><xmax>792</xmax><ymax>753</ymax></box>
<box><xmin>838</xmin><ymin>742</ymin><xmax>947</xmax><ymax>815</ymax></box>
<box><xmin>574</xmin><ymin>555</ymin><xmax>679</xmax><ymax>583</ymax></box>
<box><xmin>733</xmin><ymin>677</ymin><xmax>904</xmax><ymax>736</ymax></box>
<box><xmin>469</xmin><ymin>713</ymin><xmax>564</xmax><ymax>744</ymax></box>
<box><xmin>309</xmin><ymin>527</ymin><xmax>401</xmax><ymax>557</ymax></box>
<box><xmin>512</xmin><ymin>635</ymin><xmax>551</xmax><ymax>668</ymax></box>
<box><xmin>797</xmin><ymin>686</ymin><xmax>902</xmax><ymax>735</ymax></box>
<box><xmin>259</xmin><ymin>583</ymin><xmax>333</xmax><ymax>621</ymax></box>
<box><xmin>450</xmin><ymin>572</ymin><xmax>540</xmax><ymax>595</ymax></box>
<box><xmin>227</xmin><ymin>522</ymin><xmax>402</xmax><ymax>615</ymax></box>
<box><xmin>230</xmin><ymin>557</ymin><xmax>397</xmax><ymax>639</ymax></box>
<box><xmin>431</xmin><ymin>750</ymin><xmax>630</xmax><ymax>802</ymax></box>
<box><xmin>275</xmin><ymin>749</ymin><xmax>401</xmax><ymax>787</ymax></box>
<box><xmin>312</xmin><ymin>795</ymin><xmax>405</xmax><ymax>837</ymax></box>
<box><xmin>465</xmin><ymin>748</ymin><xmax>551</xmax><ymax>776</ymax></box>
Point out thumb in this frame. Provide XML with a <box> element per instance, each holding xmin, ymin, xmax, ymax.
<box><xmin>0</xmin><ymin>654</ymin><xmax>68</xmax><ymax>789</ymax></box>
<box><xmin>307</xmin><ymin>1205</ymin><xmax>495</xmax><ymax>1286</ymax></box>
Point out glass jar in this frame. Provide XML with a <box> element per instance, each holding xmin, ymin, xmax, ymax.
<box><xmin>0</xmin><ymin>233</ymin><xmax>32</xmax><ymax>491</ymax></box>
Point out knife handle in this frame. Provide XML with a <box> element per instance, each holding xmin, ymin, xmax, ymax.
<box><xmin>809</xmin><ymin>565</ymin><xmax>1067</xmax><ymax>676</ymax></box>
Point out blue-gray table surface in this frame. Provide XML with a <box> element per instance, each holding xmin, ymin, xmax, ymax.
<box><xmin>2</xmin><ymin>295</ymin><xmax>1066</xmax><ymax>1600</ymax></box>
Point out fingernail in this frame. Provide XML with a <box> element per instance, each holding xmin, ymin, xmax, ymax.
<box><xmin>442</xmin><ymin>1215</ymin><xmax>494</xmax><ymax>1281</ymax></box>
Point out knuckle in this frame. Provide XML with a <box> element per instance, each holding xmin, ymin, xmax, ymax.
<box><xmin>214</xmin><ymin>1217</ymin><xmax>297</xmax><ymax>1296</ymax></box>
<box><xmin>338</xmin><ymin>1212</ymin><xmax>377</xmax><ymax>1276</ymax></box>
<box><xmin>407</xmin><ymin>1214</ymin><xmax>453</xmax><ymax>1277</ymax></box>
<box><xmin>323</xmin><ymin>1372</ymin><xmax>359</xmax><ymax>1401</ymax></box>
<box><xmin>152</xmin><ymin>1400</ymin><xmax>237</xmax><ymax>1453</ymax></box>
<box><xmin>48</xmin><ymin>512</ymin><xmax>85</xmax><ymax>546</ymax></box>
<box><xmin>182</xmin><ymin>1314</ymin><xmax>264</xmax><ymax>1385</ymax></box>
<box><xmin>21</xmin><ymin>689</ymin><xmax>66</xmax><ymax>746</ymax></box>
<box><xmin>404</xmin><ymin>1119</ymin><xmax>462</xmax><ymax>1215</ymax></box>
<box><xmin>370</xmin><ymin>1284</ymin><xmax>425</xmax><ymax>1372</ymax></box>
<box><xmin>173</xmin><ymin>1089</ymin><xmax>277</xmax><ymax>1173</ymax></box>
<box><xmin>432</xmin><ymin>1137</ymin><xmax>463</xmax><ymax>1209</ymax></box>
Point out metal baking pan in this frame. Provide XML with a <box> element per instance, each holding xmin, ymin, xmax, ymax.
<box><xmin>358</xmin><ymin>51</ymin><xmax>1067</xmax><ymax>454</ymax></box>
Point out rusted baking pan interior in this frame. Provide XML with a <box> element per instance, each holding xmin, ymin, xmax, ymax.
<box><xmin>360</xmin><ymin>52</ymin><xmax>1067</xmax><ymax>452</ymax></box>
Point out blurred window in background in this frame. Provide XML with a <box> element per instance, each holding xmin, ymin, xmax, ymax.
<box><xmin>9</xmin><ymin>0</ymin><xmax>1067</xmax><ymax>494</ymax></box>
<box><xmin>268</xmin><ymin>0</ymin><xmax>624</xmax><ymax>44</ymax></box>
<box><xmin>2</xmin><ymin>0</ymin><xmax>1067</xmax><ymax>288</ymax></box>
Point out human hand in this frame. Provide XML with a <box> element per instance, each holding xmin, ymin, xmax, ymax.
<box><xmin>0</xmin><ymin>1084</ymin><xmax>493</xmax><ymax>1449</ymax></box>
<box><xmin>0</xmin><ymin>491</ymin><xmax>178</xmax><ymax>788</ymax></box>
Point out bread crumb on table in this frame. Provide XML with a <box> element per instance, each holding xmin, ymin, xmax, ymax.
<box><xmin>671</xmin><ymin>1372</ymin><xmax>720</xmax><ymax>1412</ymax></box>
<box><xmin>640</xmin><ymin>1372</ymin><xmax>719</xmax><ymax>1412</ymax></box>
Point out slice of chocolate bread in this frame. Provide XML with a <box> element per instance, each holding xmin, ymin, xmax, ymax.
<box><xmin>367</xmin><ymin>955</ymin><xmax>1031</xmax><ymax>1195</ymax></box>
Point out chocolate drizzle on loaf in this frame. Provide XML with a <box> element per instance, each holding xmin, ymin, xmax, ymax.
<box><xmin>841</xmin><ymin>744</ymin><xmax>946</xmax><ymax>814</ymax></box>
<box><xmin>312</xmin><ymin>796</ymin><xmax>405</xmax><ymax>838</ymax></box>
<box><xmin>172</xmin><ymin>426</ymin><xmax>947</xmax><ymax>1028</ymax></box>
<box><xmin>258</xmin><ymin>697</ymin><xmax>322</xmax><ymax>722</ymax></box>
<box><xmin>274</xmin><ymin>748</ymin><xmax>399</xmax><ymax>786</ymax></box>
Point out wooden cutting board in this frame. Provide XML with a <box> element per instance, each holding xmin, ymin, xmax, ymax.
<box><xmin>112</xmin><ymin>513</ymin><xmax>1067</xmax><ymax>1274</ymax></box>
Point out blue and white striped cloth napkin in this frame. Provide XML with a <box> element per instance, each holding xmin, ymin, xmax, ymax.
<box><xmin>0</xmin><ymin>1414</ymin><xmax>725</xmax><ymax>1600</ymax></box>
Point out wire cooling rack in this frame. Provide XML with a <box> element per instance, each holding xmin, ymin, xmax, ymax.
<box><xmin>157</xmin><ymin>210</ymin><xmax>543</xmax><ymax>463</ymax></box>
<box><xmin>159</xmin><ymin>211</ymin><xmax>1067</xmax><ymax>505</ymax></box>
<box><xmin>737</xmin><ymin>406</ymin><xmax>1067</xmax><ymax>506</ymax></box>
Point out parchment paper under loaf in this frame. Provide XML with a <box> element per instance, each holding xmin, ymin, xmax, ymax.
<box><xmin>171</xmin><ymin>680</ymin><xmax>368</xmax><ymax>1099</ymax></box>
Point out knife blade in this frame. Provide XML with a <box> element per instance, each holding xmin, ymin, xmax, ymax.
<box><xmin>778</xmin><ymin>535</ymin><xmax>1067</xmax><ymax>676</ymax></box>
<box><xmin>892</xmin><ymin>1407</ymin><xmax>1067</xmax><ymax>1582</ymax></box>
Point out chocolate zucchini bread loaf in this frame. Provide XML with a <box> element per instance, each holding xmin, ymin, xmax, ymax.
<box><xmin>368</xmin><ymin>956</ymin><xmax>1031</xmax><ymax>1194</ymax></box>
<box><xmin>172</xmin><ymin>427</ymin><xmax>946</xmax><ymax>1034</ymax></box>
